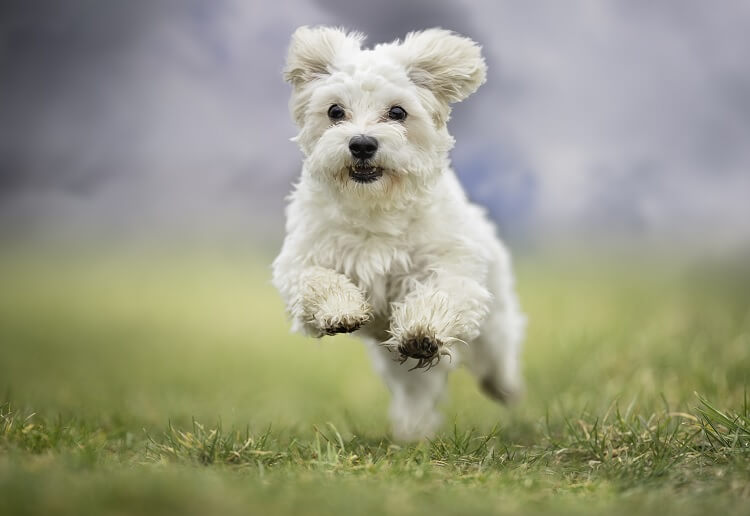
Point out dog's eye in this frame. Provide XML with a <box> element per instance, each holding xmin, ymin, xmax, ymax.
<box><xmin>387</xmin><ymin>106</ymin><xmax>407</xmax><ymax>121</ymax></box>
<box><xmin>328</xmin><ymin>104</ymin><xmax>346</xmax><ymax>121</ymax></box>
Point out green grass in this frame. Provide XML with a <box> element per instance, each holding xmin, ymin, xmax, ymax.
<box><xmin>0</xmin><ymin>244</ymin><xmax>748</xmax><ymax>515</ymax></box>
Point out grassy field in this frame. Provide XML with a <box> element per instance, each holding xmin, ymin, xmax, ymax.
<box><xmin>0</xmin><ymin>243</ymin><xmax>748</xmax><ymax>515</ymax></box>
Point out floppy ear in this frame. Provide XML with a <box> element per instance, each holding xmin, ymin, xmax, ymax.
<box><xmin>396</xmin><ymin>29</ymin><xmax>487</xmax><ymax>104</ymax></box>
<box><xmin>284</xmin><ymin>26</ymin><xmax>364</xmax><ymax>89</ymax></box>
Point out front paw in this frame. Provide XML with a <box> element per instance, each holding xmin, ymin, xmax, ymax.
<box><xmin>295</xmin><ymin>267</ymin><xmax>373</xmax><ymax>337</ymax></box>
<box><xmin>308</xmin><ymin>292</ymin><xmax>372</xmax><ymax>337</ymax></box>
<box><xmin>316</xmin><ymin>307</ymin><xmax>372</xmax><ymax>336</ymax></box>
<box><xmin>394</xmin><ymin>328</ymin><xmax>446</xmax><ymax>370</ymax></box>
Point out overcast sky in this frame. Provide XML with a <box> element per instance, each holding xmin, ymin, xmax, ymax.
<box><xmin>1</xmin><ymin>0</ymin><xmax>749</xmax><ymax>250</ymax></box>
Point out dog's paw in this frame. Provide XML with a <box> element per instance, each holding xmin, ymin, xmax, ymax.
<box><xmin>309</xmin><ymin>293</ymin><xmax>372</xmax><ymax>337</ymax></box>
<box><xmin>296</xmin><ymin>268</ymin><xmax>373</xmax><ymax>337</ymax></box>
<box><xmin>393</xmin><ymin>328</ymin><xmax>447</xmax><ymax>370</ymax></box>
<box><xmin>317</xmin><ymin>309</ymin><xmax>372</xmax><ymax>336</ymax></box>
<box><xmin>479</xmin><ymin>375</ymin><xmax>523</xmax><ymax>404</ymax></box>
<box><xmin>478</xmin><ymin>358</ymin><xmax>524</xmax><ymax>405</ymax></box>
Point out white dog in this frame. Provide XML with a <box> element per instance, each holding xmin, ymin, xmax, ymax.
<box><xmin>272</xmin><ymin>26</ymin><xmax>525</xmax><ymax>441</ymax></box>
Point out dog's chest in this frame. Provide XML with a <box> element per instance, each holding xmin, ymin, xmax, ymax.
<box><xmin>314</xmin><ymin>230</ymin><xmax>412</xmax><ymax>315</ymax></box>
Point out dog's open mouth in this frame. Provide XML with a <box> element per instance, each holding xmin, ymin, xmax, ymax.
<box><xmin>349</xmin><ymin>163</ymin><xmax>383</xmax><ymax>183</ymax></box>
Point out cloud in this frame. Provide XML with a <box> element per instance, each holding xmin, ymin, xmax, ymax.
<box><xmin>0</xmin><ymin>1</ymin><xmax>322</xmax><ymax>240</ymax></box>
<box><xmin>460</xmin><ymin>1</ymin><xmax>750</xmax><ymax>246</ymax></box>
<box><xmin>1</xmin><ymin>0</ymin><xmax>749</xmax><ymax>251</ymax></box>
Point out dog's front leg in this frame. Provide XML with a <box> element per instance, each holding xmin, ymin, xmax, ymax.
<box><xmin>283</xmin><ymin>266</ymin><xmax>372</xmax><ymax>337</ymax></box>
<box><xmin>388</xmin><ymin>275</ymin><xmax>491</xmax><ymax>368</ymax></box>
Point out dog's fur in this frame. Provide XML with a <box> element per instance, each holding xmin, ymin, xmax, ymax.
<box><xmin>272</xmin><ymin>26</ymin><xmax>525</xmax><ymax>441</ymax></box>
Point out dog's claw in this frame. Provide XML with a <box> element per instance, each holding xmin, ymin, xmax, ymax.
<box><xmin>397</xmin><ymin>333</ymin><xmax>442</xmax><ymax>371</ymax></box>
<box><xmin>323</xmin><ymin>320</ymin><xmax>364</xmax><ymax>335</ymax></box>
<box><xmin>319</xmin><ymin>311</ymin><xmax>371</xmax><ymax>336</ymax></box>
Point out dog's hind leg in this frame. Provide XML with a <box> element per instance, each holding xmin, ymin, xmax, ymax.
<box><xmin>462</xmin><ymin>243</ymin><xmax>525</xmax><ymax>404</ymax></box>
<box><xmin>465</xmin><ymin>296</ymin><xmax>525</xmax><ymax>404</ymax></box>
<box><xmin>366</xmin><ymin>341</ymin><xmax>455</xmax><ymax>441</ymax></box>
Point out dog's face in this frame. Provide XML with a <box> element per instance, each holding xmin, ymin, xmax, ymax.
<box><xmin>284</xmin><ymin>27</ymin><xmax>487</xmax><ymax>206</ymax></box>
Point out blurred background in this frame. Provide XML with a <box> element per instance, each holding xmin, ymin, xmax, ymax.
<box><xmin>2</xmin><ymin>0</ymin><xmax>749</xmax><ymax>253</ymax></box>
<box><xmin>1</xmin><ymin>1</ymin><xmax>749</xmax><ymax>437</ymax></box>
<box><xmin>2</xmin><ymin>7</ymin><xmax>750</xmax><ymax>515</ymax></box>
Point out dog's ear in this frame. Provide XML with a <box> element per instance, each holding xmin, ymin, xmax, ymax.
<box><xmin>396</xmin><ymin>29</ymin><xmax>487</xmax><ymax>104</ymax></box>
<box><xmin>284</xmin><ymin>26</ymin><xmax>364</xmax><ymax>89</ymax></box>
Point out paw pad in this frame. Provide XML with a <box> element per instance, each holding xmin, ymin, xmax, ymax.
<box><xmin>323</xmin><ymin>319</ymin><xmax>366</xmax><ymax>335</ymax></box>
<box><xmin>397</xmin><ymin>332</ymin><xmax>444</xmax><ymax>370</ymax></box>
<box><xmin>318</xmin><ymin>310</ymin><xmax>371</xmax><ymax>336</ymax></box>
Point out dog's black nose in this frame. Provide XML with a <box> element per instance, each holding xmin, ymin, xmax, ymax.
<box><xmin>349</xmin><ymin>135</ymin><xmax>378</xmax><ymax>160</ymax></box>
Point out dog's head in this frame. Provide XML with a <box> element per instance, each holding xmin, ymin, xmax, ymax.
<box><xmin>284</xmin><ymin>27</ymin><xmax>486</xmax><ymax>207</ymax></box>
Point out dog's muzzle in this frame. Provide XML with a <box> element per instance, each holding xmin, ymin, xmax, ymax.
<box><xmin>347</xmin><ymin>135</ymin><xmax>382</xmax><ymax>183</ymax></box>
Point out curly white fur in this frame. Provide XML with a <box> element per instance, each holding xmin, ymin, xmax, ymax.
<box><xmin>273</xmin><ymin>26</ymin><xmax>525</xmax><ymax>441</ymax></box>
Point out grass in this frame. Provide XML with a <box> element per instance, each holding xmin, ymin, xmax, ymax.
<box><xmin>0</xmin><ymin>243</ymin><xmax>748</xmax><ymax>515</ymax></box>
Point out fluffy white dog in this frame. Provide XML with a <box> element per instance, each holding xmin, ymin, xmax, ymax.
<box><xmin>273</xmin><ymin>26</ymin><xmax>525</xmax><ymax>441</ymax></box>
